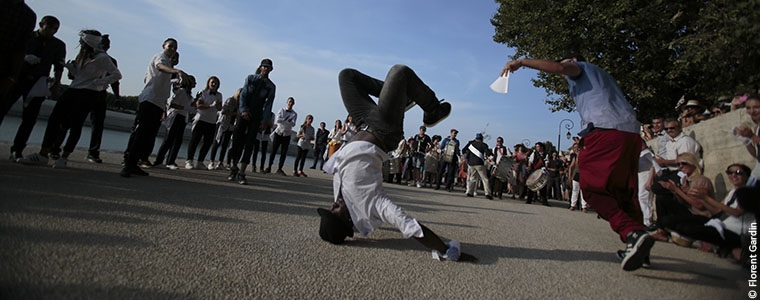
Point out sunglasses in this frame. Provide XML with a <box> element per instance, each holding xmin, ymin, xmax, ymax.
<box><xmin>677</xmin><ymin>162</ymin><xmax>692</xmax><ymax>167</ymax></box>
<box><xmin>664</xmin><ymin>127</ymin><xmax>678</xmax><ymax>131</ymax></box>
<box><xmin>726</xmin><ymin>169</ymin><xmax>745</xmax><ymax>176</ymax></box>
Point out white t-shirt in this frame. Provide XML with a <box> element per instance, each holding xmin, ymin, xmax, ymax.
<box><xmin>194</xmin><ymin>89</ymin><xmax>222</xmax><ymax>124</ymax></box>
<box><xmin>323</xmin><ymin>141</ymin><xmax>423</xmax><ymax>238</ymax></box>
<box><xmin>138</xmin><ymin>52</ymin><xmax>173</xmax><ymax>109</ymax></box>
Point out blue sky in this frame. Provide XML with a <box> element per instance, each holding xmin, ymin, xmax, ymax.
<box><xmin>26</xmin><ymin>0</ymin><xmax>582</xmax><ymax>149</ymax></box>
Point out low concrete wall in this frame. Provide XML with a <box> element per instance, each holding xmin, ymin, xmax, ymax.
<box><xmin>646</xmin><ymin>108</ymin><xmax>756</xmax><ymax>199</ymax></box>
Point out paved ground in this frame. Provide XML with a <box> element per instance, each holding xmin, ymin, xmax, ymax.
<box><xmin>0</xmin><ymin>143</ymin><xmax>748</xmax><ymax>299</ymax></box>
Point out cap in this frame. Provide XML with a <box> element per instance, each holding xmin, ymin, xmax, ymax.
<box><xmin>685</xmin><ymin>100</ymin><xmax>702</xmax><ymax>107</ymax></box>
<box><xmin>556</xmin><ymin>53</ymin><xmax>586</xmax><ymax>62</ymax></box>
<box><xmin>260</xmin><ymin>58</ymin><xmax>273</xmax><ymax>68</ymax></box>
<box><xmin>475</xmin><ymin>133</ymin><xmax>483</xmax><ymax>140</ymax></box>
<box><xmin>317</xmin><ymin>208</ymin><xmax>353</xmax><ymax>245</ymax></box>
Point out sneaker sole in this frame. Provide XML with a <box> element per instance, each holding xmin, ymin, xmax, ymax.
<box><xmin>423</xmin><ymin>102</ymin><xmax>451</xmax><ymax>127</ymax></box>
<box><xmin>621</xmin><ymin>234</ymin><xmax>655</xmax><ymax>271</ymax></box>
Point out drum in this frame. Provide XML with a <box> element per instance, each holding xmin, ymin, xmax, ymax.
<box><xmin>493</xmin><ymin>157</ymin><xmax>514</xmax><ymax>181</ymax></box>
<box><xmin>327</xmin><ymin>142</ymin><xmax>341</xmax><ymax>158</ymax></box>
<box><xmin>388</xmin><ymin>157</ymin><xmax>402</xmax><ymax>174</ymax></box>
<box><xmin>424</xmin><ymin>153</ymin><xmax>439</xmax><ymax>174</ymax></box>
<box><xmin>526</xmin><ymin>169</ymin><xmax>549</xmax><ymax>191</ymax></box>
<box><xmin>443</xmin><ymin>141</ymin><xmax>456</xmax><ymax>163</ymax></box>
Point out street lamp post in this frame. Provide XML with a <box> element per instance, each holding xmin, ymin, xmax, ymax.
<box><xmin>521</xmin><ymin>139</ymin><xmax>531</xmax><ymax>147</ymax></box>
<box><xmin>557</xmin><ymin>119</ymin><xmax>574</xmax><ymax>153</ymax></box>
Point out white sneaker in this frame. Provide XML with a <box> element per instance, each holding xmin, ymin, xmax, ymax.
<box><xmin>20</xmin><ymin>153</ymin><xmax>49</xmax><ymax>165</ymax></box>
<box><xmin>166</xmin><ymin>164</ymin><xmax>179</xmax><ymax>170</ymax></box>
<box><xmin>185</xmin><ymin>160</ymin><xmax>194</xmax><ymax>169</ymax></box>
<box><xmin>207</xmin><ymin>161</ymin><xmax>216</xmax><ymax>170</ymax></box>
<box><xmin>52</xmin><ymin>157</ymin><xmax>68</xmax><ymax>169</ymax></box>
<box><xmin>416</xmin><ymin>181</ymin><xmax>422</xmax><ymax>188</ymax></box>
<box><xmin>196</xmin><ymin>161</ymin><xmax>206</xmax><ymax>170</ymax></box>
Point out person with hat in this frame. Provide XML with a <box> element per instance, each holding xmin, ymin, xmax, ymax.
<box><xmin>227</xmin><ymin>58</ymin><xmax>276</xmax><ymax>184</ymax></box>
<box><xmin>317</xmin><ymin>64</ymin><xmax>474</xmax><ymax>262</ymax></box>
<box><xmin>436</xmin><ymin>128</ymin><xmax>460</xmax><ymax>192</ymax></box>
<box><xmin>462</xmin><ymin>132</ymin><xmax>494</xmax><ymax>199</ymax></box>
<box><xmin>501</xmin><ymin>54</ymin><xmax>653</xmax><ymax>271</ymax></box>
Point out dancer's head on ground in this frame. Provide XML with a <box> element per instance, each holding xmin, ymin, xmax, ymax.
<box><xmin>317</xmin><ymin>196</ymin><xmax>353</xmax><ymax>244</ymax></box>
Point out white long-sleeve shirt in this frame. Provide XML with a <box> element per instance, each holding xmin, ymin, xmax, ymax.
<box><xmin>66</xmin><ymin>52</ymin><xmax>121</xmax><ymax>91</ymax></box>
<box><xmin>323</xmin><ymin>141</ymin><xmax>423</xmax><ymax>238</ymax></box>
<box><xmin>273</xmin><ymin>107</ymin><xmax>297</xmax><ymax>136</ymax></box>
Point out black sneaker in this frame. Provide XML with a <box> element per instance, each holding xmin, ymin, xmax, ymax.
<box><xmin>87</xmin><ymin>154</ymin><xmax>103</xmax><ymax>163</ymax></box>
<box><xmin>130</xmin><ymin>166</ymin><xmax>149</xmax><ymax>176</ymax></box>
<box><xmin>621</xmin><ymin>230</ymin><xmax>655</xmax><ymax>271</ymax></box>
<box><xmin>49</xmin><ymin>153</ymin><xmax>60</xmax><ymax>160</ymax></box>
<box><xmin>616</xmin><ymin>250</ymin><xmax>651</xmax><ymax>268</ymax></box>
<box><xmin>228</xmin><ymin>167</ymin><xmax>239</xmax><ymax>181</ymax></box>
<box><xmin>237</xmin><ymin>173</ymin><xmax>247</xmax><ymax>185</ymax></box>
<box><xmin>423</xmin><ymin>101</ymin><xmax>451</xmax><ymax>127</ymax></box>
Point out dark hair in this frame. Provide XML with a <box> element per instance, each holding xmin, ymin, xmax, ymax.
<box><xmin>163</xmin><ymin>38</ymin><xmax>177</xmax><ymax>46</ymax></box>
<box><xmin>255</xmin><ymin>58</ymin><xmax>273</xmax><ymax>75</ymax></box>
<box><xmin>101</xmin><ymin>34</ymin><xmax>111</xmax><ymax>51</ymax></box>
<box><xmin>206</xmin><ymin>76</ymin><xmax>220</xmax><ymax>90</ymax></box>
<box><xmin>726</xmin><ymin>164</ymin><xmax>752</xmax><ymax>177</ymax></box>
<box><xmin>40</xmin><ymin>16</ymin><xmax>60</xmax><ymax>27</ymax></box>
<box><xmin>76</xmin><ymin>29</ymin><xmax>102</xmax><ymax>63</ymax></box>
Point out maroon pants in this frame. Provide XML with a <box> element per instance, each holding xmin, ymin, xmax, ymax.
<box><xmin>578</xmin><ymin>129</ymin><xmax>643</xmax><ymax>242</ymax></box>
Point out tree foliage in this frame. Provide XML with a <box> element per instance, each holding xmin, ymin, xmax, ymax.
<box><xmin>491</xmin><ymin>0</ymin><xmax>760</xmax><ymax>122</ymax></box>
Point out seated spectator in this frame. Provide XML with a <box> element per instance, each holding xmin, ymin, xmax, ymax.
<box><xmin>731</xmin><ymin>90</ymin><xmax>751</xmax><ymax>111</ymax></box>
<box><xmin>641</xmin><ymin>124</ymin><xmax>654</xmax><ymax>141</ymax></box>
<box><xmin>678</xmin><ymin>164</ymin><xmax>754</xmax><ymax>262</ymax></box>
<box><xmin>652</xmin><ymin>153</ymin><xmax>722</xmax><ymax>245</ymax></box>
<box><xmin>734</xmin><ymin>95</ymin><xmax>760</xmax><ymax>186</ymax></box>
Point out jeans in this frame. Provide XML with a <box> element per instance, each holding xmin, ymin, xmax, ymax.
<box><xmin>294</xmin><ymin>146</ymin><xmax>309</xmax><ymax>171</ymax></box>
<box><xmin>311</xmin><ymin>144</ymin><xmax>326</xmax><ymax>169</ymax></box>
<box><xmin>268</xmin><ymin>132</ymin><xmax>290</xmax><ymax>170</ymax></box>
<box><xmin>87</xmin><ymin>90</ymin><xmax>108</xmax><ymax>157</ymax></box>
<box><xmin>187</xmin><ymin>120</ymin><xmax>215</xmax><ymax>163</ymax></box>
<box><xmin>338</xmin><ymin>65</ymin><xmax>440</xmax><ymax>150</ymax></box>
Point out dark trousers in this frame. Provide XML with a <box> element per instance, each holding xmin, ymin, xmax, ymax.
<box><xmin>294</xmin><ymin>146</ymin><xmax>309</xmax><ymax>171</ymax></box>
<box><xmin>338</xmin><ymin>65</ymin><xmax>440</xmax><ymax>150</ymax></box>
<box><xmin>229</xmin><ymin>115</ymin><xmax>261</xmax><ymax>166</ymax></box>
<box><xmin>437</xmin><ymin>160</ymin><xmax>457</xmax><ymax>189</ymax></box>
<box><xmin>209</xmin><ymin>127</ymin><xmax>233</xmax><ymax>164</ymax></box>
<box><xmin>252</xmin><ymin>137</ymin><xmax>268</xmax><ymax>168</ymax></box>
<box><xmin>677</xmin><ymin>220</ymin><xmax>741</xmax><ymax>249</ymax></box>
<box><xmin>41</xmin><ymin>88</ymin><xmax>102</xmax><ymax>156</ymax></box>
<box><xmin>268</xmin><ymin>133</ymin><xmax>290</xmax><ymax>170</ymax></box>
<box><xmin>154</xmin><ymin>115</ymin><xmax>186</xmax><ymax>166</ymax></box>
<box><xmin>10</xmin><ymin>96</ymin><xmax>45</xmax><ymax>154</ymax></box>
<box><xmin>125</xmin><ymin>102</ymin><xmax>163</xmax><ymax>168</ymax></box>
<box><xmin>187</xmin><ymin>120</ymin><xmax>215</xmax><ymax>163</ymax></box>
<box><xmin>1</xmin><ymin>75</ymin><xmax>38</xmax><ymax>127</ymax></box>
<box><xmin>87</xmin><ymin>91</ymin><xmax>108</xmax><ymax>157</ymax></box>
<box><xmin>311</xmin><ymin>144</ymin><xmax>326</xmax><ymax>169</ymax></box>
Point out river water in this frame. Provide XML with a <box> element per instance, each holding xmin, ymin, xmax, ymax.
<box><xmin>0</xmin><ymin>116</ymin><xmax>316</xmax><ymax>168</ymax></box>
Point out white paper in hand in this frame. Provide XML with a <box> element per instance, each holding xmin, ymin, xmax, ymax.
<box><xmin>490</xmin><ymin>72</ymin><xmax>510</xmax><ymax>94</ymax></box>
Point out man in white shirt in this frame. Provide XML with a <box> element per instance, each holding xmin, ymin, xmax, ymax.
<box><xmin>318</xmin><ymin>65</ymin><xmax>475</xmax><ymax>262</ymax></box>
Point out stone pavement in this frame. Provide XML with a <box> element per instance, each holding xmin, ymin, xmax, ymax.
<box><xmin>0</xmin><ymin>143</ymin><xmax>748</xmax><ymax>299</ymax></box>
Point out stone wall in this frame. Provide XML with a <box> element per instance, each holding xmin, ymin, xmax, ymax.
<box><xmin>646</xmin><ymin>108</ymin><xmax>756</xmax><ymax>199</ymax></box>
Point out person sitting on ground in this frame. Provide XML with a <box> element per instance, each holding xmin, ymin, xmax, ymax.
<box><xmin>653</xmin><ymin>152</ymin><xmax>721</xmax><ymax>246</ymax></box>
<box><xmin>317</xmin><ymin>64</ymin><xmax>476</xmax><ymax>262</ymax></box>
<box><xmin>675</xmin><ymin>164</ymin><xmax>754</xmax><ymax>261</ymax></box>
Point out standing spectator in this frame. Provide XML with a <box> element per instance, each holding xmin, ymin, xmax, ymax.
<box><xmin>310</xmin><ymin>121</ymin><xmax>329</xmax><ymax>170</ymax></box>
<box><xmin>411</xmin><ymin>126</ymin><xmax>431</xmax><ymax>188</ymax></box>
<box><xmin>488</xmin><ymin>136</ymin><xmax>511</xmax><ymax>199</ymax></box>
<box><xmin>121</xmin><ymin>38</ymin><xmax>190</xmax><ymax>177</ymax></box>
<box><xmin>252</xmin><ymin>111</ymin><xmax>274</xmax><ymax>173</ymax></box>
<box><xmin>0</xmin><ymin>0</ymin><xmax>36</xmax><ymax>120</ymax></box>
<box><xmin>502</xmin><ymin>54</ymin><xmax>652</xmax><ymax>271</ymax></box>
<box><xmin>341</xmin><ymin>115</ymin><xmax>357</xmax><ymax>146</ymax></box>
<box><xmin>462</xmin><ymin>133</ymin><xmax>493</xmax><ymax>199</ymax></box>
<box><xmin>423</xmin><ymin>135</ymin><xmax>442</xmax><ymax>187</ymax></box>
<box><xmin>4</xmin><ymin>16</ymin><xmax>65</xmax><ymax>161</ymax></box>
<box><xmin>86</xmin><ymin>34</ymin><xmax>120</xmax><ymax>163</ymax></box>
<box><xmin>265</xmin><ymin>96</ymin><xmax>297</xmax><ymax>176</ymax></box>
<box><xmin>293</xmin><ymin>114</ymin><xmax>314</xmax><ymax>177</ymax></box>
<box><xmin>436</xmin><ymin>129</ymin><xmax>460</xmax><ymax>192</ymax></box>
<box><xmin>208</xmin><ymin>88</ymin><xmax>240</xmax><ymax>170</ymax></box>
<box><xmin>326</xmin><ymin>119</ymin><xmax>343</xmax><ymax>160</ymax></box>
<box><xmin>21</xmin><ymin>29</ymin><xmax>121</xmax><ymax>168</ymax></box>
<box><xmin>153</xmin><ymin>76</ymin><xmax>196</xmax><ymax>169</ymax></box>
<box><xmin>637</xmin><ymin>141</ymin><xmax>655</xmax><ymax>230</ymax></box>
<box><xmin>227</xmin><ymin>58</ymin><xmax>276</xmax><ymax>185</ymax></box>
<box><xmin>545</xmin><ymin>151</ymin><xmax>563</xmax><ymax>200</ymax></box>
<box><xmin>734</xmin><ymin>95</ymin><xmax>760</xmax><ymax>186</ymax></box>
<box><xmin>566</xmin><ymin>142</ymin><xmax>587</xmax><ymax>212</ymax></box>
<box><xmin>185</xmin><ymin>76</ymin><xmax>222</xmax><ymax>170</ymax></box>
